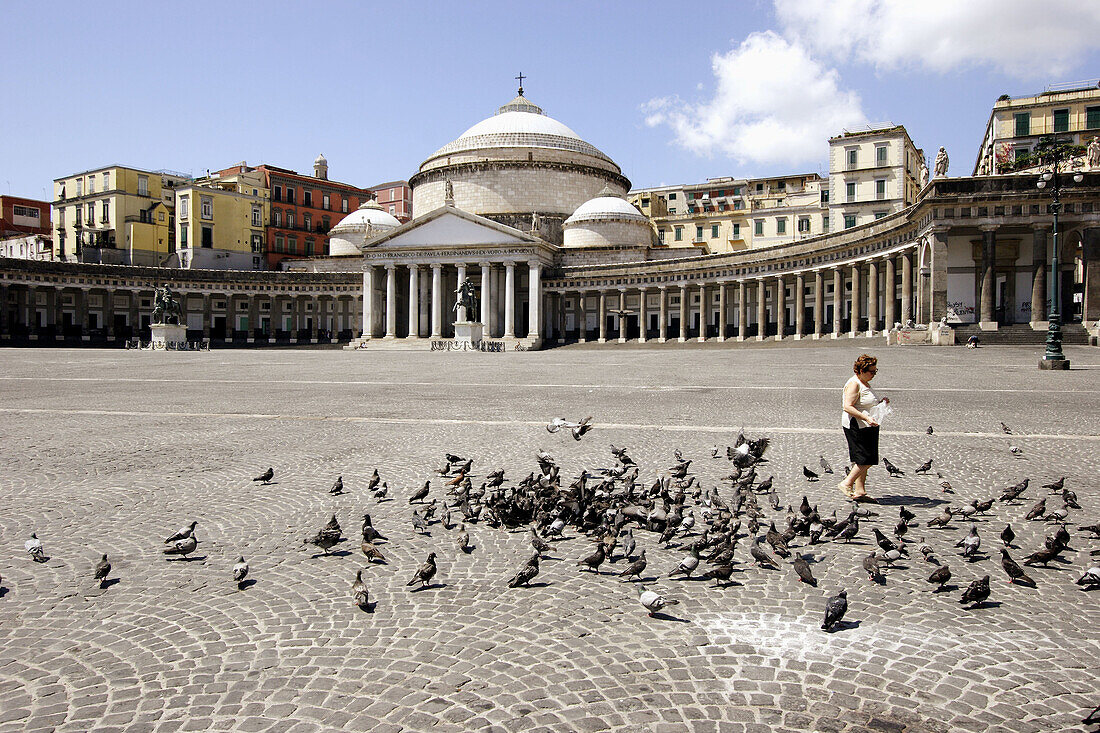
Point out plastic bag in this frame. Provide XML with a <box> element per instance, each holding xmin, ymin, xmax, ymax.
<box><xmin>868</xmin><ymin>400</ymin><xmax>892</xmax><ymax>425</ymax></box>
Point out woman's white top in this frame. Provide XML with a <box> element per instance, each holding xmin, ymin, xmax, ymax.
<box><xmin>842</xmin><ymin>375</ymin><xmax>879</xmax><ymax>429</ymax></box>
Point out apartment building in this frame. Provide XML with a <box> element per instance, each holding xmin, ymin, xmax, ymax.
<box><xmin>175</xmin><ymin>166</ymin><xmax>270</xmax><ymax>270</ymax></box>
<box><xmin>828</xmin><ymin>124</ymin><xmax>922</xmax><ymax>230</ymax></box>
<box><xmin>52</xmin><ymin>166</ymin><xmax>189</xmax><ymax>265</ymax></box>
<box><xmin>974</xmin><ymin>80</ymin><xmax>1100</xmax><ymax>174</ymax></box>
<box><xmin>369</xmin><ymin>180</ymin><xmax>412</xmax><ymax>222</ymax></box>
<box><xmin>1</xmin><ymin>195</ymin><xmax>51</xmax><ymax>237</ymax></box>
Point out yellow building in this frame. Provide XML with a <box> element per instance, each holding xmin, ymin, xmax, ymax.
<box><xmin>974</xmin><ymin>80</ymin><xmax>1100</xmax><ymax>175</ymax></box>
<box><xmin>175</xmin><ymin>167</ymin><xmax>269</xmax><ymax>270</ymax></box>
<box><xmin>52</xmin><ymin>165</ymin><xmax>189</xmax><ymax>265</ymax></box>
<box><xmin>828</xmin><ymin>124</ymin><xmax>923</xmax><ymax>230</ymax></box>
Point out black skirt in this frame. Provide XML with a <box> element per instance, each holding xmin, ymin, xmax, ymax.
<box><xmin>844</xmin><ymin>423</ymin><xmax>879</xmax><ymax>466</ymax></box>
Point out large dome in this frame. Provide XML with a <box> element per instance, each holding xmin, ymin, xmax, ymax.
<box><xmin>327</xmin><ymin>200</ymin><xmax>401</xmax><ymax>257</ymax></box>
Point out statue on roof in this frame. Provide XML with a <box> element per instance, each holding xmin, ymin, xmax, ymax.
<box><xmin>1088</xmin><ymin>136</ymin><xmax>1100</xmax><ymax>169</ymax></box>
<box><xmin>444</xmin><ymin>178</ymin><xmax>454</xmax><ymax>205</ymax></box>
<box><xmin>531</xmin><ymin>211</ymin><xmax>542</xmax><ymax>232</ymax></box>
<box><xmin>933</xmin><ymin>147</ymin><xmax>949</xmax><ymax>178</ymax></box>
<box><xmin>919</xmin><ymin>160</ymin><xmax>929</xmax><ymax>188</ymax></box>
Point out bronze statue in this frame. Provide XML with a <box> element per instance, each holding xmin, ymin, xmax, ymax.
<box><xmin>453</xmin><ymin>278</ymin><xmax>478</xmax><ymax>319</ymax></box>
<box><xmin>151</xmin><ymin>285</ymin><xmax>183</xmax><ymax>325</ymax></box>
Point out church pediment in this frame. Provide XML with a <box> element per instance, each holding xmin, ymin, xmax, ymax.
<box><xmin>364</xmin><ymin>206</ymin><xmax>542</xmax><ymax>250</ymax></box>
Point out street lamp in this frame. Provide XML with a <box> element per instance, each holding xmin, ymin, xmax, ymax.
<box><xmin>1035</xmin><ymin>137</ymin><xmax>1083</xmax><ymax>370</ymax></box>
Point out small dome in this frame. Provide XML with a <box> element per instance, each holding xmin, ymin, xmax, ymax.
<box><xmin>327</xmin><ymin>200</ymin><xmax>401</xmax><ymax>256</ymax></box>
<box><xmin>565</xmin><ymin>188</ymin><xmax>648</xmax><ymax>225</ymax></box>
<box><xmin>314</xmin><ymin>153</ymin><xmax>327</xmax><ymax>164</ymax></box>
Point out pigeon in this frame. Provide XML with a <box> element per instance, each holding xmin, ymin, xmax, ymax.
<box><xmin>165</xmin><ymin>521</ymin><xmax>198</xmax><ymax>544</ymax></box>
<box><xmin>750</xmin><ymin>541</ymin><xmax>779</xmax><ymax>569</ymax></box>
<box><xmin>1024</xmin><ymin>498</ymin><xmax>1046</xmax><ymax>521</ymax></box>
<box><xmin>915</xmin><ymin>459</ymin><xmax>933</xmax><ymax>475</ymax></box>
<box><xmin>636</xmin><ymin>584</ymin><xmax>679</xmax><ymax>617</ymax></box>
<box><xmin>1045</xmin><ymin>507</ymin><xmax>1069</xmax><ymax>524</ymax></box>
<box><xmin>883</xmin><ymin>458</ymin><xmax>905</xmax><ymax>477</ymax></box>
<box><xmin>1000</xmin><ymin>549</ymin><xmax>1036</xmax><ymax>586</ymax></box>
<box><xmin>1075</xmin><ymin>566</ymin><xmax>1100</xmax><ymax>588</ymax></box>
<box><xmin>1000</xmin><ymin>479</ymin><xmax>1029</xmax><ymax>502</ymax></box>
<box><xmin>164</xmin><ymin>534</ymin><xmax>198</xmax><ymax>559</ymax></box>
<box><xmin>1009</xmin><ymin>446</ymin><xmax>1023</xmax><ymax>457</ymax></box>
<box><xmin>880</xmin><ymin>548</ymin><xmax>903</xmax><ymax>567</ymax></box>
<box><xmin>959</xmin><ymin>575</ymin><xmax>991</xmax><ymax>607</ymax></box>
<box><xmin>548</xmin><ymin>416</ymin><xmax>593</xmax><ymax>440</ymax></box>
<box><xmin>974</xmin><ymin>498</ymin><xmax>995</xmax><ymax>515</ymax></box>
<box><xmin>699</xmin><ymin>563</ymin><xmax>735</xmax><ymax>588</ymax></box>
<box><xmin>792</xmin><ymin>555</ymin><xmax>817</xmax><ymax>586</ymax></box>
<box><xmin>899</xmin><ymin>506</ymin><xmax>916</xmax><ymax>525</ymax></box>
<box><xmin>1000</xmin><ymin>524</ymin><xmax>1015</xmax><ymax>548</ymax></box>
<box><xmin>620</xmin><ymin>531</ymin><xmax>637</xmax><ymax>561</ymax></box>
<box><xmin>1061</xmin><ymin>489</ymin><xmax>1080</xmax><ymax>510</ymax></box>
<box><xmin>352</xmin><ymin>569</ymin><xmax>371</xmax><ymax>609</ymax></box>
<box><xmin>927</xmin><ymin>507</ymin><xmax>953</xmax><ymax>528</ymax></box>
<box><xmin>409</xmin><ymin>481</ymin><xmax>430</xmax><ymax>504</ymax></box>
<box><xmin>407</xmin><ymin>552</ymin><xmax>437</xmax><ymax>588</ymax></box>
<box><xmin>507</xmin><ymin>554</ymin><xmax>540</xmax><ymax>588</ymax></box>
<box><xmin>1041</xmin><ymin>476</ymin><xmax>1065</xmax><ymax>493</ymax></box>
<box><xmin>819</xmin><ymin>456</ymin><xmax>834</xmax><ymax>474</ymax></box>
<box><xmin>329</xmin><ymin>476</ymin><xmax>344</xmax><ymax>495</ymax></box>
<box><xmin>926</xmin><ymin>426</ymin><xmax>934</xmax><ymax>435</ymax></box>
<box><xmin>837</xmin><ymin>517</ymin><xmax>860</xmax><ymax>543</ymax></box>
<box><xmin>956</xmin><ymin>501</ymin><xmax>978</xmax><ymax>520</ymax></box>
<box><xmin>873</xmin><ymin>528</ymin><xmax>902</xmax><ymax>555</ymax></box>
<box><xmin>360</xmin><ymin>541</ymin><xmax>386</xmax><ymax>563</ymax></box>
<box><xmin>25</xmin><ymin>533</ymin><xmax>46</xmax><ymax>562</ymax></box>
<box><xmin>305</xmin><ymin>517</ymin><xmax>342</xmax><ymax>555</ymax></box>
<box><xmin>1023</xmin><ymin>544</ymin><xmax>1064</xmax><ymax>567</ymax></box>
<box><xmin>669</xmin><ymin>547</ymin><xmax>700</xmax><ymax>578</ymax></box>
<box><xmin>1000</xmin><ymin>422</ymin><xmax>1012</xmax><ymax>434</ymax></box>
<box><xmin>618</xmin><ymin>549</ymin><xmax>647</xmax><ymax>581</ymax></box>
<box><xmin>445</xmin><ymin>452</ymin><xmax>465</xmax><ymax>465</ymax></box>
<box><xmin>766</xmin><ymin>522</ymin><xmax>791</xmax><ymax>558</ymax></box>
<box><xmin>366</xmin><ymin>469</ymin><xmax>380</xmax><ymax>492</ymax></box>
<box><xmin>233</xmin><ymin>556</ymin><xmax>249</xmax><ymax>586</ymax></box>
<box><xmin>863</xmin><ymin>552</ymin><xmax>882</xmax><ymax>583</ymax></box>
<box><xmin>361</xmin><ymin>514</ymin><xmax>386</xmax><ymax>543</ymax></box>
<box><xmin>939</xmin><ymin>481</ymin><xmax>955</xmax><ymax>494</ymax></box>
<box><xmin>917</xmin><ymin>537</ymin><xmax>938</xmax><ymax>564</ymax></box>
<box><xmin>530</xmin><ymin>529</ymin><xmax>553</xmax><ymax>558</ymax></box>
<box><xmin>927</xmin><ymin>564</ymin><xmax>951</xmax><ymax>591</ymax></box>
<box><xmin>821</xmin><ymin>590</ymin><xmax>848</xmax><ymax>631</ymax></box>
<box><xmin>253</xmin><ymin>467</ymin><xmax>274</xmax><ymax>484</ymax></box>
<box><xmin>577</xmin><ymin>543</ymin><xmax>606</xmax><ymax>573</ymax></box>
<box><xmin>1080</xmin><ymin>522</ymin><xmax>1100</xmax><ymax>539</ymax></box>
<box><xmin>94</xmin><ymin>554</ymin><xmax>112</xmax><ymax>587</ymax></box>
<box><xmin>372</xmin><ymin>482</ymin><xmax>389</xmax><ymax>501</ymax></box>
<box><xmin>803</xmin><ymin>466</ymin><xmax>819</xmax><ymax>482</ymax></box>
<box><xmin>457</xmin><ymin>524</ymin><xmax>473</xmax><ymax>553</ymax></box>
<box><xmin>956</xmin><ymin>524</ymin><xmax>981</xmax><ymax>559</ymax></box>
<box><xmin>411</xmin><ymin>511</ymin><xmax>430</xmax><ymax>535</ymax></box>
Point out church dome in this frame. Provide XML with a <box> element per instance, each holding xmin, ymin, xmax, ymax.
<box><xmin>563</xmin><ymin>187</ymin><xmax>653</xmax><ymax>250</ymax></box>
<box><xmin>565</xmin><ymin>187</ymin><xmax>648</xmax><ymax>225</ymax></box>
<box><xmin>327</xmin><ymin>200</ymin><xmax>401</xmax><ymax>256</ymax></box>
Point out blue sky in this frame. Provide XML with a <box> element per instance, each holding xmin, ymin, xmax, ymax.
<box><xmin>3</xmin><ymin>1</ymin><xmax>1099</xmax><ymax>201</ymax></box>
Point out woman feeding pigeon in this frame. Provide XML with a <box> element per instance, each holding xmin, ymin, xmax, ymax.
<box><xmin>838</xmin><ymin>354</ymin><xmax>889</xmax><ymax>502</ymax></box>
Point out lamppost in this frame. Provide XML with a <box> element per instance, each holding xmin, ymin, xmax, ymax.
<box><xmin>1036</xmin><ymin>137</ymin><xmax>1083</xmax><ymax>370</ymax></box>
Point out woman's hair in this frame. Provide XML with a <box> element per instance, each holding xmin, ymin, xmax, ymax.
<box><xmin>853</xmin><ymin>354</ymin><xmax>877</xmax><ymax>374</ymax></box>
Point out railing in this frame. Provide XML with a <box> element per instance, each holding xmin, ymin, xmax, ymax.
<box><xmin>125</xmin><ymin>339</ymin><xmax>210</xmax><ymax>351</ymax></box>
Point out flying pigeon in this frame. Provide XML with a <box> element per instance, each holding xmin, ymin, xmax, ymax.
<box><xmin>94</xmin><ymin>554</ymin><xmax>112</xmax><ymax>587</ymax></box>
<box><xmin>407</xmin><ymin>552</ymin><xmax>437</xmax><ymax>588</ymax></box>
<box><xmin>253</xmin><ymin>467</ymin><xmax>274</xmax><ymax>484</ymax></box>
<box><xmin>821</xmin><ymin>590</ymin><xmax>848</xmax><ymax>631</ymax></box>
<box><xmin>959</xmin><ymin>575</ymin><xmax>991</xmax><ymax>608</ymax></box>
<box><xmin>636</xmin><ymin>584</ymin><xmax>679</xmax><ymax>617</ymax></box>
<box><xmin>233</xmin><ymin>556</ymin><xmax>249</xmax><ymax>586</ymax></box>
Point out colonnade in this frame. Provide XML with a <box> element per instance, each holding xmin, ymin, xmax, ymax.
<box><xmin>361</xmin><ymin>259</ymin><xmax>543</xmax><ymax>342</ymax></box>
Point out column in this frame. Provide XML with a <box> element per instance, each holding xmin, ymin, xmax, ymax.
<box><xmin>201</xmin><ymin>293</ymin><xmax>211</xmax><ymax>341</ymax></box>
<box><xmin>528</xmin><ymin>261</ymin><xmax>541</xmax><ymax>340</ymax></box>
<box><xmin>504</xmin><ymin>261</ymin><xmax>515</xmax><ymax>338</ymax></box>
<box><xmin>866</xmin><ymin>259</ymin><xmax>879</xmax><ymax>336</ymax></box>
<box><xmin>480</xmin><ymin>262</ymin><xmax>491</xmax><ymax>327</ymax></box>
<box><xmin>979</xmin><ymin>226</ymin><xmax>996</xmax><ymax>329</ymax></box>
<box><xmin>884</xmin><ymin>257</ymin><xmax>896</xmax><ymax>330</ymax></box>
<box><xmin>44</xmin><ymin>287</ymin><xmax>56</xmax><ymax>338</ymax></box>
<box><xmin>849</xmin><ymin>264</ymin><xmax>861</xmax><ymax>338</ymax></box>
<box><xmin>76</xmin><ymin>288</ymin><xmax>88</xmax><ymax>341</ymax></box>
<box><xmin>598</xmin><ymin>290</ymin><xmax>608</xmax><ymax>343</ymax></box>
<box><xmin>290</xmin><ymin>297</ymin><xmax>301</xmax><ymax>342</ymax></box>
<box><xmin>795</xmin><ymin>273</ymin><xmax>805</xmax><ymax>340</ymax></box>
<box><xmin>901</xmin><ymin>251</ymin><xmax>913</xmax><ymax>325</ymax></box>
<box><xmin>658</xmin><ymin>286</ymin><xmax>668</xmax><ymax>343</ymax></box>
<box><xmin>737</xmin><ymin>280</ymin><xmax>747</xmax><ymax>341</ymax></box>
<box><xmin>929</xmin><ymin>228</ymin><xmax>950</xmax><ymax>324</ymax></box>
<box><xmin>697</xmin><ymin>283</ymin><xmax>707</xmax><ymax>342</ymax></box>
<box><xmin>1084</xmin><ymin>228</ymin><xmax>1100</xmax><ymax>325</ymax></box>
<box><xmin>0</xmin><ymin>282</ymin><xmax>7</xmax><ymax>336</ymax></box>
<box><xmin>431</xmin><ymin>264</ymin><xmax>442</xmax><ymax>338</ymax></box>
<box><xmin>384</xmin><ymin>264</ymin><xmax>396</xmax><ymax>338</ymax></box>
<box><xmin>1030</xmin><ymin>226</ymin><xmax>1048</xmax><ymax>330</ymax></box>
<box><xmin>756</xmin><ymin>278</ymin><xmax>767</xmax><ymax>341</ymax></box>
<box><xmin>456</xmin><ymin>263</ymin><xmax>467</xmax><ymax>323</ymax></box>
<box><xmin>832</xmin><ymin>268</ymin><xmax>842</xmax><ymax>338</ymax></box>
<box><xmin>362</xmin><ymin>267</ymin><xmax>374</xmax><ymax>339</ymax></box>
<box><xmin>773</xmin><ymin>275</ymin><xmax>784</xmax><ymax>340</ymax></box>
<box><xmin>678</xmin><ymin>284</ymin><xmax>688</xmax><ymax>342</ymax></box>
<box><xmin>556</xmin><ymin>292</ymin><xmax>566</xmax><ymax>343</ymax></box>
<box><xmin>813</xmin><ymin>270</ymin><xmax>824</xmax><ymax>339</ymax></box>
<box><xmin>309</xmin><ymin>297</ymin><xmax>319</xmax><ymax>342</ymax></box>
<box><xmin>638</xmin><ymin>286</ymin><xmax>648</xmax><ymax>343</ymax></box>
<box><xmin>407</xmin><ymin>264</ymin><xmax>420</xmax><ymax>339</ymax></box>
<box><xmin>617</xmin><ymin>288</ymin><xmax>627</xmax><ymax>343</ymax></box>
<box><xmin>717</xmin><ymin>282</ymin><xmax>727</xmax><ymax>342</ymax></box>
<box><xmin>577</xmin><ymin>291</ymin><xmax>587</xmax><ymax>343</ymax></box>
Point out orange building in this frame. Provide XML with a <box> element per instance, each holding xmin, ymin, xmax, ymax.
<box><xmin>368</xmin><ymin>180</ymin><xmax>412</xmax><ymax>222</ymax></box>
<box><xmin>0</xmin><ymin>195</ymin><xmax>52</xmax><ymax>237</ymax></box>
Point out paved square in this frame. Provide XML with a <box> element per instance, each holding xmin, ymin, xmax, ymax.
<box><xmin>0</xmin><ymin>344</ymin><xmax>1098</xmax><ymax>733</ymax></box>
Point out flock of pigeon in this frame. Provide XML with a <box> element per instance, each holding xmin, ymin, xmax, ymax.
<box><xmin>7</xmin><ymin>415</ymin><xmax>1100</xmax><ymax>725</ymax></box>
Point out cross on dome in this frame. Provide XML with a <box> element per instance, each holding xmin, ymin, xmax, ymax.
<box><xmin>516</xmin><ymin>72</ymin><xmax>526</xmax><ymax>96</ymax></box>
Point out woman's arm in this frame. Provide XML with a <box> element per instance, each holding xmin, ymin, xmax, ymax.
<box><xmin>843</xmin><ymin>380</ymin><xmax>877</xmax><ymax>426</ymax></box>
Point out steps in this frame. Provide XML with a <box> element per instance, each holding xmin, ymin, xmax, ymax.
<box><xmin>953</xmin><ymin>323</ymin><xmax>1090</xmax><ymax>345</ymax></box>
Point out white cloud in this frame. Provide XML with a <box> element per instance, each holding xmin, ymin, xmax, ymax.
<box><xmin>774</xmin><ymin>0</ymin><xmax>1100</xmax><ymax>79</ymax></box>
<box><xmin>644</xmin><ymin>31</ymin><xmax>867</xmax><ymax>168</ymax></box>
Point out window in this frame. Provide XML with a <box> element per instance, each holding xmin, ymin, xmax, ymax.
<box><xmin>179</xmin><ymin>195</ymin><xmax>189</xmax><ymax>219</ymax></box>
<box><xmin>668</xmin><ymin>193</ymin><xmax>677</xmax><ymax>200</ymax></box>
<box><xmin>200</xmin><ymin>196</ymin><xmax>213</xmax><ymax>219</ymax></box>
<box><xmin>844</xmin><ymin>214</ymin><xmax>857</xmax><ymax>229</ymax></box>
<box><xmin>252</xmin><ymin>207</ymin><xmax>261</xmax><ymax>227</ymax></box>
<box><xmin>798</xmin><ymin>217</ymin><xmax>810</xmax><ymax>233</ymax></box>
<box><xmin>1014</xmin><ymin>112</ymin><xmax>1030</xmax><ymax>136</ymax></box>
<box><xmin>158</xmin><ymin>210</ymin><xmax>165</xmax><ymax>222</ymax></box>
<box><xmin>1054</xmin><ymin>109</ymin><xmax>1069</xmax><ymax>133</ymax></box>
<box><xmin>180</xmin><ymin>224</ymin><xmax>188</xmax><ymax>246</ymax></box>
<box><xmin>138</xmin><ymin>175</ymin><xmax>148</xmax><ymax>196</ymax></box>
<box><xmin>58</xmin><ymin>208</ymin><xmax>65</xmax><ymax>226</ymax></box>
<box><xmin>101</xmin><ymin>201</ymin><xmax>109</xmax><ymax>223</ymax></box>
<box><xmin>251</xmin><ymin>234</ymin><xmax>263</xmax><ymax>252</ymax></box>
<box><xmin>287</xmin><ymin>212</ymin><xmax>295</xmax><ymax>228</ymax></box>
<box><xmin>304</xmin><ymin>213</ymin><xmax>311</xmax><ymax>231</ymax></box>
<box><xmin>305</xmin><ymin>238</ymin><xmax>314</xmax><ymax>256</ymax></box>
<box><xmin>201</xmin><ymin>226</ymin><xmax>213</xmax><ymax>248</ymax></box>
<box><xmin>140</xmin><ymin>209</ymin><xmax>149</xmax><ymax>224</ymax></box>
<box><xmin>275</xmin><ymin>234</ymin><xmax>284</xmax><ymax>252</ymax></box>
<box><xmin>874</xmin><ymin>211</ymin><xmax>888</xmax><ymax>219</ymax></box>
<box><xmin>341</xmin><ymin>197</ymin><xmax>348</xmax><ymax>213</ymax></box>
<box><xmin>823</xmin><ymin>216</ymin><xmax>829</xmax><ymax>232</ymax></box>
<box><xmin>1088</xmin><ymin>106</ymin><xmax>1100</xmax><ymax>129</ymax></box>
<box><xmin>321</xmin><ymin>216</ymin><xmax>330</xmax><ymax>231</ymax></box>
<box><xmin>876</xmin><ymin>145</ymin><xmax>887</xmax><ymax>165</ymax></box>
<box><xmin>695</xmin><ymin>225</ymin><xmax>704</xmax><ymax>241</ymax></box>
<box><xmin>733</xmin><ymin>200</ymin><xmax>743</xmax><ymax>210</ymax></box>
<box><xmin>875</xmin><ymin>179</ymin><xmax>886</xmax><ymax>200</ymax></box>
<box><xmin>86</xmin><ymin>203</ymin><xmax>94</xmax><ymax>221</ymax></box>
<box><xmin>822</xmin><ymin>189</ymin><xmax>830</xmax><ymax>203</ymax></box>
<box><xmin>12</xmin><ymin>205</ymin><xmax>40</xmax><ymax>219</ymax></box>
<box><xmin>756</xmin><ymin>182</ymin><xmax>764</xmax><ymax>192</ymax></box>
<box><xmin>674</xmin><ymin>226</ymin><xmax>683</xmax><ymax>242</ymax></box>
<box><xmin>323</xmin><ymin>193</ymin><xmax>330</xmax><ymax>210</ymax></box>
<box><xmin>274</xmin><ymin>185</ymin><xmax>282</xmax><ymax>201</ymax></box>
<box><xmin>304</xmin><ymin>190</ymin><xmax>312</xmax><ymax>207</ymax></box>
<box><xmin>273</xmin><ymin>210</ymin><xmax>282</xmax><ymax>227</ymax></box>
<box><xmin>846</xmin><ymin>182</ymin><xmax>856</xmax><ymax>202</ymax></box>
<box><xmin>1014</xmin><ymin>147</ymin><xmax>1029</xmax><ymax>161</ymax></box>
<box><xmin>732</xmin><ymin>223</ymin><xmax>740</xmax><ymax>238</ymax></box>
<box><xmin>668</xmin><ymin>208</ymin><xmax>676</xmax><ymax>214</ymax></box>
<box><xmin>776</xmin><ymin>218</ymin><xmax>786</xmax><ymax>235</ymax></box>
<box><xmin>640</xmin><ymin>198</ymin><xmax>649</xmax><ymax>207</ymax></box>
<box><xmin>288</xmin><ymin>235</ymin><xmax>297</xmax><ymax>252</ymax></box>
<box><xmin>75</xmin><ymin>207</ymin><xmax>82</xmax><ymax>226</ymax></box>
<box><xmin>76</xmin><ymin>179</ymin><xmax>82</xmax><ymax>196</ymax></box>
<box><xmin>286</xmin><ymin>187</ymin><xmax>295</xmax><ymax>204</ymax></box>
<box><xmin>103</xmin><ymin>172</ymin><xmax>110</xmax><ymax>190</ymax></box>
<box><xmin>658</xmin><ymin>229</ymin><xmax>666</xmax><ymax>244</ymax></box>
<box><xmin>754</xmin><ymin>220</ymin><xmax>764</xmax><ymax>236</ymax></box>
<box><xmin>847</xmin><ymin>149</ymin><xmax>858</xmax><ymax>169</ymax></box>
<box><xmin>711</xmin><ymin>224</ymin><xmax>719</xmax><ymax>238</ymax></box>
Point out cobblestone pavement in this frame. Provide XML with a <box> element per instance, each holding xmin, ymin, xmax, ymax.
<box><xmin>0</xmin><ymin>344</ymin><xmax>1098</xmax><ymax>733</ymax></box>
